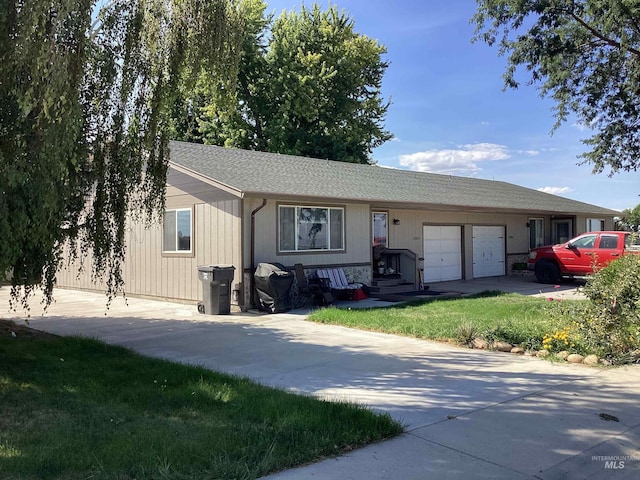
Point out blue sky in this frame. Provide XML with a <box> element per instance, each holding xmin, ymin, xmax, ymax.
<box><xmin>265</xmin><ymin>0</ymin><xmax>640</xmax><ymax>212</ymax></box>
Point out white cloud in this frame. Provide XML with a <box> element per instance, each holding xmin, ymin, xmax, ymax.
<box><xmin>537</xmin><ymin>186</ymin><xmax>574</xmax><ymax>195</ymax></box>
<box><xmin>398</xmin><ymin>143</ymin><xmax>510</xmax><ymax>175</ymax></box>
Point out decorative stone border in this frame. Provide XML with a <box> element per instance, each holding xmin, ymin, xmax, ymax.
<box><xmin>470</xmin><ymin>338</ymin><xmax>610</xmax><ymax>365</ymax></box>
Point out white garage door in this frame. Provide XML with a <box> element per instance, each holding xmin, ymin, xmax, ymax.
<box><xmin>423</xmin><ymin>226</ymin><xmax>462</xmax><ymax>283</ymax></box>
<box><xmin>472</xmin><ymin>226</ymin><xmax>505</xmax><ymax>278</ymax></box>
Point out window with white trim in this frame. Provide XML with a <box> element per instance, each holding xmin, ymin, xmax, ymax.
<box><xmin>528</xmin><ymin>218</ymin><xmax>544</xmax><ymax>249</ymax></box>
<box><xmin>163</xmin><ymin>208</ymin><xmax>192</xmax><ymax>253</ymax></box>
<box><xmin>586</xmin><ymin>218</ymin><xmax>604</xmax><ymax>232</ymax></box>
<box><xmin>372</xmin><ymin>211</ymin><xmax>388</xmax><ymax>247</ymax></box>
<box><xmin>279</xmin><ymin>205</ymin><xmax>344</xmax><ymax>252</ymax></box>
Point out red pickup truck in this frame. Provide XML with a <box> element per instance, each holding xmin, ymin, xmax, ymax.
<box><xmin>528</xmin><ymin>231</ymin><xmax>640</xmax><ymax>283</ymax></box>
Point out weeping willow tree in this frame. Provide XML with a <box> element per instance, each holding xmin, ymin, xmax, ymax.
<box><xmin>0</xmin><ymin>0</ymin><xmax>242</xmax><ymax>307</ymax></box>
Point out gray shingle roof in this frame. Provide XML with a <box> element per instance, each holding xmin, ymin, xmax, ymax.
<box><xmin>168</xmin><ymin>141</ymin><xmax>618</xmax><ymax>215</ymax></box>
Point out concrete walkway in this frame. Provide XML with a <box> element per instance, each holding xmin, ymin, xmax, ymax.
<box><xmin>1</xmin><ymin>279</ymin><xmax>638</xmax><ymax>479</ymax></box>
<box><xmin>426</xmin><ymin>274</ymin><xmax>587</xmax><ymax>300</ymax></box>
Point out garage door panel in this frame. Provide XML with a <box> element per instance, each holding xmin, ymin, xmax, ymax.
<box><xmin>440</xmin><ymin>252</ymin><xmax>461</xmax><ymax>265</ymax></box>
<box><xmin>423</xmin><ymin>226</ymin><xmax>462</xmax><ymax>283</ymax></box>
<box><xmin>473</xmin><ymin>226</ymin><xmax>505</xmax><ymax>278</ymax></box>
<box><xmin>440</xmin><ymin>265</ymin><xmax>463</xmax><ymax>282</ymax></box>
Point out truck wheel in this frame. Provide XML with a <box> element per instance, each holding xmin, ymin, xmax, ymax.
<box><xmin>535</xmin><ymin>262</ymin><xmax>560</xmax><ymax>284</ymax></box>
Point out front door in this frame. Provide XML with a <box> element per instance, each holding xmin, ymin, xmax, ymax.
<box><xmin>372</xmin><ymin>211</ymin><xmax>388</xmax><ymax>247</ymax></box>
<box><xmin>552</xmin><ymin>219</ymin><xmax>573</xmax><ymax>244</ymax></box>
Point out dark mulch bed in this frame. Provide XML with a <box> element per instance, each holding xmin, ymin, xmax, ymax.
<box><xmin>0</xmin><ymin>319</ymin><xmax>55</xmax><ymax>339</ymax></box>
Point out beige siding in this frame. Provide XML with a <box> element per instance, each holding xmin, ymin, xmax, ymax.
<box><xmin>245</xmin><ymin>201</ymin><xmax>613</xmax><ymax>274</ymax></box>
<box><xmin>385</xmin><ymin>209</ymin><xmax>533</xmax><ymax>255</ymax></box>
<box><xmin>57</xmin><ymin>172</ymin><xmax>242</xmax><ymax>303</ymax></box>
<box><xmin>56</xmin><ymin>250</ymin><xmax>101</xmax><ymax>292</ymax></box>
<box><xmin>57</xmin><ymin>170</ymin><xmax>617</xmax><ymax>299</ymax></box>
<box><xmin>165</xmin><ymin>169</ymin><xmax>238</xmax><ymax>207</ymax></box>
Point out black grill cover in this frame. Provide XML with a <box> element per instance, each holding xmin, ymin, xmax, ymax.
<box><xmin>254</xmin><ymin>262</ymin><xmax>294</xmax><ymax>313</ymax></box>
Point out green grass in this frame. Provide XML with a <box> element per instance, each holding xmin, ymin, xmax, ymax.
<box><xmin>0</xmin><ymin>329</ymin><xmax>402</xmax><ymax>480</ymax></box>
<box><xmin>310</xmin><ymin>292</ymin><xmax>584</xmax><ymax>347</ymax></box>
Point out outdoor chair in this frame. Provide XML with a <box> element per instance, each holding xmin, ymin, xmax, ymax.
<box><xmin>315</xmin><ymin>268</ymin><xmax>363</xmax><ymax>300</ymax></box>
<box><xmin>293</xmin><ymin>264</ymin><xmax>332</xmax><ymax>307</ymax></box>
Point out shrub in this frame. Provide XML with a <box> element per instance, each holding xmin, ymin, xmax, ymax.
<box><xmin>523</xmin><ymin>336</ymin><xmax>543</xmax><ymax>352</ymax></box>
<box><xmin>454</xmin><ymin>322</ymin><xmax>479</xmax><ymax>346</ymax></box>
<box><xmin>577</xmin><ymin>254</ymin><xmax>640</xmax><ymax>359</ymax></box>
<box><xmin>481</xmin><ymin>320</ymin><xmax>530</xmax><ymax>346</ymax></box>
<box><xmin>542</xmin><ymin>326</ymin><xmax>575</xmax><ymax>352</ymax></box>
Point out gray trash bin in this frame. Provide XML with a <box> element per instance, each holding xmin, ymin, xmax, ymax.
<box><xmin>197</xmin><ymin>265</ymin><xmax>235</xmax><ymax>315</ymax></box>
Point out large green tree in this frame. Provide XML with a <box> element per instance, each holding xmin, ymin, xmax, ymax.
<box><xmin>472</xmin><ymin>0</ymin><xmax>640</xmax><ymax>175</ymax></box>
<box><xmin>178</xmin><ymin>1</ymin><xmax>391</xmax><ymax>164</ymax></box>
<box><xmin>0</xmin><ymin>0</ymin><xmax>241</xmax><ymax>306</ymax></box>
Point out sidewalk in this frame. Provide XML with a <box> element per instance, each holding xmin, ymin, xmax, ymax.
<box><xmin>1</xmin><ymin>284</ymin><xmax>638</xmax><ymax>479</ymax></box>
<box><xmin>425</xmin><ymin>274</ymin><xmax>587</xmax><ymax>300</ymax></box>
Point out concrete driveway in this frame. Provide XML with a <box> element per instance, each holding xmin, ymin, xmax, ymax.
<box><xmin>1</xmin><ymin>281</ymin><xmax>639</xmax><ymax>479</ymax></box>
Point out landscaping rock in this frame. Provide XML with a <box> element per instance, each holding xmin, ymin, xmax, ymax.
<box><xmin>557</xmin><ymin>351</ymin><xmax>569</xmax><ymax>360</ymax></box>
<box><xmin>600</xmin><ymin>358</ymin><xmax>612</xmax><ymax>366</ymax></box>
<box><xmin>493</xmin><ymin>341</ymin><xmax>513</xmax><ymax>352</ymax></box>
<box><xmin>567</xmin><ymin>353</ymin><xmax>585</xmax><ymax>364</ymax></box>
<box><xmin>471</xmin><ymin>338</ymin><xmax>489</xmax><ymax>349</ymax></box>
<box><xmin>583</xmin><ymin>354</ymin><xmax>599</xmax><ymax>366</ymax></box>
<box><xmin>537</xmin><ymin>349</ymin><xmax>550</xmax><ymax>358</ymax></box>
<box><xmin>510</xmin><ymin>347</ymin><xmax>525</xmax><ymax>354</ymax></box>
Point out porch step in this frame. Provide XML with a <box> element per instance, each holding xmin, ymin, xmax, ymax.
<box><xmin>369</xmin><ymin>282</ymin><xmax>416</xmax><ymax>295</ymax></box>
<box><xmin>373</xmin><ymin>278</ymin><xmax>403</xmax><ymax>287</ymax></box>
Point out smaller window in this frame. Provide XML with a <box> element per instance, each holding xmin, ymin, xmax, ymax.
<box><xmin>528</xmin><ymin>218</ymin><xmax>544</xmax><ymax>249</ymax></box>
<box><xmin>163</xmin><ymin>208</ymin><xmax>192</xmax><ymax>253</ymax></box>
<box><xmin>587</xmin><ymin>218</ymin><xmax>604</xmax><ymax>232</ymax></box>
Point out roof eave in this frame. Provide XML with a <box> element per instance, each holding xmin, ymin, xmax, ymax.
<box><xmin>240</xmin><ymin>192</ymin><xmax>618</xmax><ymax>216</ymax></box>
<box><xmin>169</xmin><ymin>162</ymin><xmax>244</xmax><ymax>198</ymax></box>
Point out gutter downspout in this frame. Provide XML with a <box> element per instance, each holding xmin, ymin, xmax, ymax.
<box><xmin>250</xmin><ymin>199</ymin><xmax>267</xmax><ymax>307</ymax></box>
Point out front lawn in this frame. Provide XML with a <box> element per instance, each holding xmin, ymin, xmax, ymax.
<box><xmin>309</xmin><ymin>292</ymin><xmax>582</xmax><ymax>349</ymax></box>
<box><xmin>0</xmin><ymin>321</ymin><xmax>402</xmax><ymax>480</ymax></box>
